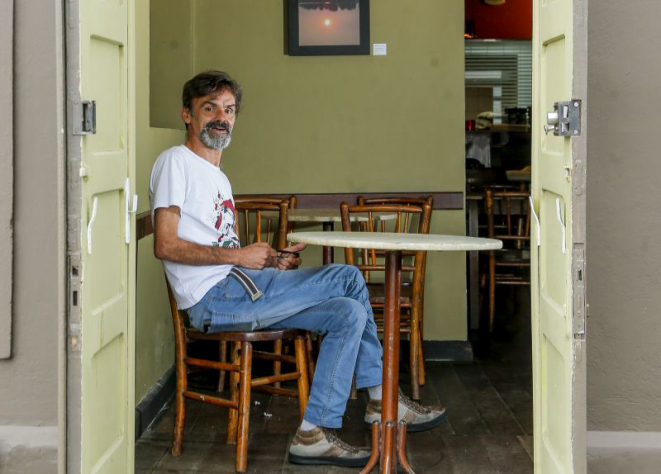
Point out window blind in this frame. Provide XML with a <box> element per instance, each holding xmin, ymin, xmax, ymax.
<box><xmin>465</xmin><ymin>40</ymin><xmax>532</xmax><ymax>119</ymax></box>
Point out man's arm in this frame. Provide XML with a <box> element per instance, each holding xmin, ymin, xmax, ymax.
<box><xmin>153</xmin><ymin>206</ymin><xmax>277</xmax><ymax>269</ymax></box>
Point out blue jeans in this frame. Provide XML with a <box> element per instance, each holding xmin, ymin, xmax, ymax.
<box><xmin>187</xmin><ymin>264</ymin><xmax>383</xmax><ymax>428</ymax></box>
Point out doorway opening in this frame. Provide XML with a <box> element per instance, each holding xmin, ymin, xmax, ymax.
<box><xmin>125</xmin><ymin>0</ymin><xmax>588</xmax><ymax>472</ymax></box>
<box><xmin>464</xmin><ymin>0</ymin><xmax>534</xmax><ymax>467</ymax></box>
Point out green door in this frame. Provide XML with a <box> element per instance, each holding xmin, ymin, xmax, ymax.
<box><xmin>78</xmin><ymin>0</ymin><xmax>134</xmax><ymax>472</ymax></box>
<box><xmin>531</xmin><ymin>0</ymin><xmax>587</xmax><ymax>472</ymax></box>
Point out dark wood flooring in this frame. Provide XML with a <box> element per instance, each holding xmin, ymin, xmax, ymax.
<box><xmin>136</xmin><ymin>287</ymin><xmax>533</xmax><ymax>473</ymax></box>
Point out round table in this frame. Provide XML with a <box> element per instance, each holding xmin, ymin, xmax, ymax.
<box><xmin>287</xmin><ymin>231</ymin><xmax>502</xmax><ymax>474</ymax></box>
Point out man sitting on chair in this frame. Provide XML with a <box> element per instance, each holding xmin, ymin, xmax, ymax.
<box><xmin>149</xmin><ymin>70</ymin><xmax>447</xmax><ymax>468</ymax></box>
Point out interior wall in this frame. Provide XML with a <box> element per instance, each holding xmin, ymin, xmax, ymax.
<box><xmin>134</xmin><ymin>0</ymin><xmax>188</xmax><ymax>404</ymax></box>
<box><xmin>189</xmin><ymin>0</ymin><xmax>467</xmax><ymax>340</ymax></box>
<box><xmin>149</xmin><ymin>0</ymin><xmax>193</xmax><ymax>131</ymax></box>
<box><xmin>587</xmin><ymin>0</ymin><xmax>661</xmax><ymax>431</ymax></box>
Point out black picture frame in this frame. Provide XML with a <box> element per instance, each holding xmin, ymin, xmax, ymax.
<box><xmin>287</xmin><ymin>0</ymin><xmax>370</xmax><ymax>56</ymax></box>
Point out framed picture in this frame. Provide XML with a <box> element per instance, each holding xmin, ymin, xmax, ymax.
<box><xmin>287</xmin><ymin>0</ymin><xmax>370</xmax><ymax>56</ymax></box>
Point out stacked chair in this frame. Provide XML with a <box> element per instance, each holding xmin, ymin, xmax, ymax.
<box><xmin>340</xmin><ymin>196</ymin><xmax>433</xmax><ymax>400</ymax></box>
<box><xmin>482</xmin><ymin>188</ymin><xmax>531</xmax><ymax>332</ymax></box>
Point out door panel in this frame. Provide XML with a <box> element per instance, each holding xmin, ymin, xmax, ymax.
<box><xmin>532</xmin><ymin>0</ymin><xmax>587</xmax><ymax>473</ymax></box>
<box><xmin>80</xmin><ymin>0</ymin><xmax>131</xmax><ymax>472</ymax></box>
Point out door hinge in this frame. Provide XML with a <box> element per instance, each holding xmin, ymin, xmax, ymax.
<box><xmin>72</xmin><ymin>100</ymin><xmax>97</xmax><ymax>135</ymax></box>
<box><xmin>573</xmin><ymin>243</ymin><xmax>587</xmax><ymax>339</ymax></box>
<box><xmin>544</xmin><ymin>100</ymin><xmax>582</xmax><ymax>137</ymax></box>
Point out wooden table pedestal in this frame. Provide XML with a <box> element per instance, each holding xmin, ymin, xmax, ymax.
<box><xmin>360</xmin><ymin>251</ymin><xmax>414</xmax><ymax>474</ymax></box>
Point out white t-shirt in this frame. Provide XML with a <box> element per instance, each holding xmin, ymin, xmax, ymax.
<box><xmin>149</xmin><ymin>145</ymin><xmax>240</xmax><ymax>309</ymax></box>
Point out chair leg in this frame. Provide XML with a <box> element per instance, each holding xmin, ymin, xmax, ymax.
<box><xmin>489</xmin><ymin>251</ymin><xmax>496</xmax><ymax>333</ymax></box>
<box><xmin>350</xmin><ymin>378</ymin><xmax>358</xmax><ymax>400</ymax></box>
<box><xmin>417</xmin><ymin>326</ymin><xmax>426</xmax><ymax>386</ymax></box>
<box><xmin>172</xmin><ymin>362</ymin><xmax>186</xmax><ymax>456</ymax></box>
<box><xmin>226</xmin><ymin>342</ymin><xmax>240</xmax><ymax>445</ymax></box>
<box><xmin>317</xmin><ymin>334</ymin><xmax>324</xmax><ymax>353</ymax></box>
<box><xmin>273</xmin><ymin>339</ymin><xmax>282</xmax><ymax>389</ymax></box>
<box><xmin>410</xmin><ymin>309</ymin><xmax>421</xmax><ymax>401</ymax></box>
<box><xmin>305</xmin><ymin>332</ymin><xmax>316</xmax><ymax>381</ymax></box>
<box><xmin>172</xmin><ymin>320</ymin><xmax>188</xmax><ymax>456</ymax></box>
<box><xmin>294</xmin><ymin>336</ymin><xmax>310</xmax><ymax>421</ymax></box>
<box><xmin>418</xmin><ymin>304</ymin><xmax>426</xmax><ymax>386</ymax></box>
<box><xmin>217</xmin><ymin>340</ymin><xmax>227</xmax><ymax>393</ymax></box>
<box><xmin>236</xmin><ymin>342</ymin><xmax>253</xmax><ymax>473</ymax></box>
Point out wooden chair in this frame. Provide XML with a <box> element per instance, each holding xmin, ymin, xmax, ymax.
<box><xmin>357</xmin><ymin>196</ymin><xmax>433</xmax><ymax>397</ymax></box>
<box><xmin>340</xmin><ymin>199</ymin><xmax>433</xmax><ymax>400</ymax></box>
<box><xmin>166</xmin><ymin>282</ymin><xmax>310</xmax><ymax>473</ymax></box>
<box><xmin>233</xmin><ymin>196</ymin><xmax>293</xmax><ymax>250</ymax></box>
<box><xmin>483</xmin><ymin>189</ymin><xmax>531</xmax><ymax>332</ymax></box>
<box><xmin>232</xmin><ymin>197</ymin><xmax>315</xmax><ymax>386</ymax></box>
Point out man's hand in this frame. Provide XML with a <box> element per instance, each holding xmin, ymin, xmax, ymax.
<box><xmin>275</xmin><ymin>242</ymin><xmax>307</xmax><ymax>271</ymax></box>
<box><xmin>237</xmin><ymin>243</ymin><xmax>278</xmax><ymax>269</ymax></box>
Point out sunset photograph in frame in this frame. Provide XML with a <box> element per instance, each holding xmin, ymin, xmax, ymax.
<box><xmin>287</xmin><ymin>0</ymin><xmax>370</xmax><ymax>56</ymax></box>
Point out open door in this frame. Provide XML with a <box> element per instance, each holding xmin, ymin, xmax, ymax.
<box><xmin>67</xmin><ymin>0</ymin><xmax>135</xmax><ymax>472</ymax></box>
<box><xmin>531</xmin><ymin>0</ymin><xmax>587</xmax><ymax>473</ymax></box>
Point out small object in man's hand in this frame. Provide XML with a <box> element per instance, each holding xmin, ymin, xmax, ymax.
<box><xmin>277</xmin><ymin>249</ymin><xmax>300</xmax><ymax>258</ymax></box>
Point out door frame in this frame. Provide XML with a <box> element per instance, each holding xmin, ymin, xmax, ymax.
<box><xmin>65</xmin><ymin>0</ymin><xmax>85</xmax><ymax>469</ymax></box>
<box><xmin>568</xmin><ymin>0</ymin><xmax>588</xmax><ymax>469</ymax></box>
<box><xmin>62</xmin><ymin>0</ymin><xmax>589</xmax><ymax>471</ymax></box>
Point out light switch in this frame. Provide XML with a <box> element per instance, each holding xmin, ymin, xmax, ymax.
<box><xmin>373</xmin><ymin>43</ymin><xmax>387</xmax><ymax>56</ymax></box>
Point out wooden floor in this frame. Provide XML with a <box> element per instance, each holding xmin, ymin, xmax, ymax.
<box><xmin>136</xmin><ymin>287</ymin><xmax>533</xmax><ymax>473</ymax></box>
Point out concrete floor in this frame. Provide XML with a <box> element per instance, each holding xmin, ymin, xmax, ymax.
<box><xmin>136</xmin><ymin>287</ymin><xmax>534</xmax><ymax>473</ymax></box>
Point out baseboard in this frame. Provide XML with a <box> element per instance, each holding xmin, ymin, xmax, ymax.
<box><xmin>587</xmin><ymin>431</ymin><xmax>661</xmax><ymax>474</ymax></box>
<box><xmin>423</xmin><ymin>340</ymin><xmax>474</xmax><ymax>362</ymax></box>
<box><xmin>0</xmin><ymin>425</ymin><xmax>58</xmax><ymax>474</ymax></box>
<box><xmin>135</xmin><ymin>366</ymin><xmax>175</xmax><ymax>440</ymax></box>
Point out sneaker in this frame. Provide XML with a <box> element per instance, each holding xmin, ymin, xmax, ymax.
<box><xmin>288</xmin><ymin>426</ymin><xmax>371</xmax><ymax>467</ymax></box>
<box><xmin>364</xmin><ymin>390</ymin><xmax>448</xmax><ymax>432</ymax></box>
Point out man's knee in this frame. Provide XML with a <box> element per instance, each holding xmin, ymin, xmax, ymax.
<box><xmin>327</xmin><ymin>298</ymin><xmax>368</xmax><ymax>334</ymax></box>
<box><xmin>343</xmin><ymin>264</ymin><xmax>365</xmax><ymax>283</ymax></box>
<box><xmin>343</xmin><ymin>299</ymin><xmax>368</xmax><ymax>331</ymax></box>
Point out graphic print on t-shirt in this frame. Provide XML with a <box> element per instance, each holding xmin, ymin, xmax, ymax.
<box><xmin>211</xmin><ymin>191</ymin><xmax>240</xmax><ymax>248</ymax></box>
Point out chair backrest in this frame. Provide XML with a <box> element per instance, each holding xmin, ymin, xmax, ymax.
<box><xmin>354</xmin><ymin>196</ymin><xmax>433</xmax><ymax>231</ymax></box>
<box><xmin>485</xmin><ymin>189</ymin><xmax>531</xmax><ymax>249</ymax></box>
<box><xmin>233</xmin><ymin>197</ymin><xmax>294</xmax><ymax>250</ymax></box>
<box><xmin>339</xmin><ymin>201</ymin><xmax>432</xmax><ymax>284</ymax></box>
<box><xmin>165</xmin><ymin>278</ymin><xmax>192</xmax><ymax>367</ymax></box>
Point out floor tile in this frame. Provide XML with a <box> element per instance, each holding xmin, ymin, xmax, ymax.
<box><xmin>428</xmin><ymin>364</ymin><xmax>491</xmax><ymax>436</ymax></box>
<box><xmin>135</xmin><ymin>437</ymin><xmax>169</xmax><ymax>470</ymax></box>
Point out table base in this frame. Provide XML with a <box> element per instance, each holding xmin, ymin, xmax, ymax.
<box><xmin>360</xmin><ymin>421</ymin><xmax>414</xmax><ymax>474</ymax></box>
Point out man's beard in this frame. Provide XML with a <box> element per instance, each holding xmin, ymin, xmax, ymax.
<box><xmin>199</xmin><ymin>120</ymin><xmax>232</xmax><ymax>150</ymax></box>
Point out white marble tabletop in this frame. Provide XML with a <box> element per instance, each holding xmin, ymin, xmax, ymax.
<box><xmin>263</xmin><ymin>208</ymin><xmax>396</xmax><ymax>223</ymax></box>
<box><xmin>287</xmin><ymin>231</ymin><xmax>502</xmax><ymax>251</ymax></box>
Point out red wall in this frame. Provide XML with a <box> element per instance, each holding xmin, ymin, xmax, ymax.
<box><xmin>465</xmin><ymin>0</ymin><xmax>532</xmax><ymax>40</ymax></box>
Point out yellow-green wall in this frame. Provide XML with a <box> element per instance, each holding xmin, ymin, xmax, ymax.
<box><xmin>195</xmin><ymin>0</ymin><xmax>464</xmax><ymax>194</ymax></box>
<box><xmin>135</xmin><ymin>0</ymin><xmax>191</xmax><ymax>403</ymax></box>
<box><xmin>136</xmin><ymin>0</ymin><xmax>467</xmax><ymax>402</ymax></box>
